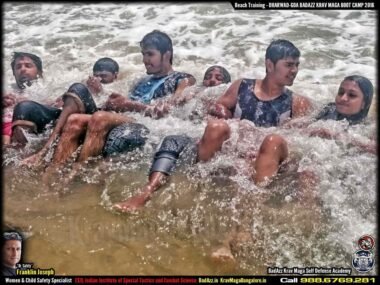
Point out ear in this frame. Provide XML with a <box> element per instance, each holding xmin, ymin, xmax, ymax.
<box><xmin>114</xmin><ymin>72</ymin><xmax>118</xmax><ymax>80</ymax></box>
<box><xmin>163</xmin><ymin>51</ymin><xmax>171</xmax><ymax>63</ymax></box>
<box><xmin>265</xmin><ymin>58</ymin><xmax>275</xmax><ymax>73</ymax></box>
<box><xmin>361</xmin><ymin>100</ymin><xmax>365</xmax><ymax>110</ymax></box>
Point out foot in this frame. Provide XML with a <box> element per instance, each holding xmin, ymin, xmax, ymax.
<box><xmin>113</xmin><ymin>193</ymin><xmax>150</xmax><ymax>213</ymax></box>
<box><xmin>211</xmin><ymin>246</ymin><xmax>235</xmax><ymax>263</ymax></box>
<box><xmin>20</xmin><ymin>152</ymin><xmax>43</xmax><ymax>168</ymax></box>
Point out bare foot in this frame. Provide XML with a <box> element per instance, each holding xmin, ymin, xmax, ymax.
<box><xmin>211</xmin><ymin>246</ymin><xmax>235</xmax><ymax>263</ymax></box>
<box><xmin>20</xmin><ymin>152</ymin><xmax>43</xmax><ymax>168</ymax></box>
<box><xmin>113</xmin><ymin>193</ymin><xmax>150</xmax><ymax>213</ymax></box>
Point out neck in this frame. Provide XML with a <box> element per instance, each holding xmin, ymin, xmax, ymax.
<box><xmin>260</xmin><ymin>76</ymin><xmax>285</xmax><ymax>98</ymax></box>
<box><xmin>153</xmin><ymin>65</ymin><xmax>174</xmax><ymax>77</ymax></box>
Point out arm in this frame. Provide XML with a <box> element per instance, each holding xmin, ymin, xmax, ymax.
<box><xmin>168</xmin><ymin>75</ymin><xmax>196</xmax><ymax>105</ymax></box>
<box><xmin>292</xmin><ymin>94</ymin><xmax>313</xmax><ymax>118</ymax></box>
<box><xmin>308</xmin><ymin>128</ymin><xmax>377</xmax><ymax>155</ymax></box>
<box><xmin>207</xmin><ymin>79</ymin><xmax>242</xmax><ymax>119</ymax></box>
<box><xmin>102</xmin><ymin>93</ymin><xmax>148</xmax><ymax>113</ymax></box>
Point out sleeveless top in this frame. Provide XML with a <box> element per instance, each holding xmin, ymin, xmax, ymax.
<box><xmin>129</xmin><ymin>71</ymin><xmax>194</xmax><ymax>104</ymax></box>
<box><xmin>316</xmin><ymin>102</ymin><xmax>367</xmax><ymax>125</ymax></box>
<box><xmin>233</xmin><ymin>79</ymin><xmax>293</xmax><ymax>127</ymax></box>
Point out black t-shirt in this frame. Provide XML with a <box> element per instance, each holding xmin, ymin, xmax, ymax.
<box><xmin>2</xmin><ymin>265</ymin><xmax>16</xmax><ymax>276</ymax></box>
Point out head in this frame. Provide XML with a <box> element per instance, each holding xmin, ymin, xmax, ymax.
<box><xmin>265</xmin><ymin>39</ymin><xmax>300</xmax><ymax>86</ymax></box>
<box><xmin>11</xmin><ymin>52</ymin><xmax>43</xmax><ymax>89</ymax></box>
<box><xmin>2</xmin><ymin>232</ymin><xmax>22</xmax><ymax>269</ymax></box>
<box><xmin>92</xmin><ymin>57</ymin><xmax>119</xmax><ymax>84</ymax></box>
<box><xmin>203</xmin><ymin>65</ymin><xmax>231</xmax><ymax>87</ymax></box>
<box><xmin>335</xmin><ymin>75</ymin><xmax>373</xmax><ymax>123</ymax></box>
<box><xmin>140</xmin><ymin>30</ymin><xmax>173</xmax><ymax>75</ymax></box>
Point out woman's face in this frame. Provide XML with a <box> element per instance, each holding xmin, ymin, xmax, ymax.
<box><xmin>335</xmin><ymin>80</ymin><xmax>365</xmax><ymax>116</ymax></box>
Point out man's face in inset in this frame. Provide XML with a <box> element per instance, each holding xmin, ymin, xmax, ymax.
<box><xmin>2</xmin><ymin>240</ymin><xmax>22</xmax><ymax>268</ymax></box>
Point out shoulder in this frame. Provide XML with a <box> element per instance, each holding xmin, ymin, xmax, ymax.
<box><xmin>291</xmin><ymin>93</ymin><xmax>313</xmax><ymax>116</ymax></box>
<box><xmin>315</xmin><ymin>102</ymin><xmax>337</xmax><ymax>120</ymax></box>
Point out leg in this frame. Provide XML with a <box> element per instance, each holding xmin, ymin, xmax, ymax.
<box><xmin>113</xmin><ymin>172</ymin><xmax>168</xmax><ymax>212</ymax></box>
<box><xmin>11</xmin><ymin>100</ymin><xmax>61</xmax><ymax>145</ymax></box>
<box><xmin>20</xmin><ymin>97</ymin><xmax>82</xmax><ymax>167</ymax></box>
<box><xmin>253</xmin><ymin>134</ymin><xmax>288</xmax><ymax>185</ymax></box>
<box><xmin>51</xmin><ymin>114</ymin><xmax>92</xmax><ymax>164</ymax></box>
<box><xmin>197</xmin><ymin>119</ymin><xmax>231</xmax><ymax>161</ymax></box>
<box><xmin>77</xmin><ymin>111</ymin><xmax>135</xmax><ymax>162</ymax></box>
<box><xmin>113</xmin><ymin>135</ymin><xmax>194</xmax><ymax>212</ymax></box>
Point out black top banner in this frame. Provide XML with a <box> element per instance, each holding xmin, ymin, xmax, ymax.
<box><xmin>230</xmin><ymin>1</ymin><xmax>377</xmax><ymax>10</ymax></box>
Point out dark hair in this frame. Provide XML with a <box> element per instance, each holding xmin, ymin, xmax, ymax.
<box><xmin>140</xmin><ymin>30</ymin><xmax>173</xmax><ymax>64</ymax></box>
<box><xmin>93</xmin><ymin>57</ymin><xmax>119</xmax><ymax>74</ymax></box>
<box><xmin>2</xmin><ymin>232</ymin><xmax>22</xmax><ymax>247</ymax></box>
<box><xmin>203</xmin><ymin>65</ymin><xmax>231</xmax><ymax>84</ymax></box>
<box><xmin>265</xmin><ymin>39</ymin><xmax>300</xmax><ymax>65</ymax></box>
<box><xmin>11</xmin><ymin>52</ymin><xmax>43</xmax><ymax>76</ymax></box>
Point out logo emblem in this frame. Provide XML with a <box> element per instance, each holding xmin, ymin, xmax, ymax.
<box><xmin>358</xmin><ymin>235</ymin><xmax>375</xmax><ymax>251</ymax></box>
<box><xmin>352</xmin><ymin>250</ymin><xmax>375</xmax><ymax>273</ymax></box>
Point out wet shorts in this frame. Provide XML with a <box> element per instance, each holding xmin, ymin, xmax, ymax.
<box><xmin>103</xmin><ymin>123</ymin><xmax>150</xmax><ymax>156</ymax></box>
<box><xmin>12</xmin><ymin>101</ymin><xmax>62</xmax><ymax>133</ymax></box>
<box><xmin>149</xmin><ymin>134</ymin><xmax>198</xmax><ymax>175</ymax></box>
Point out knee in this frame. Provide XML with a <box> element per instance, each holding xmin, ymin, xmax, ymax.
<box><xmin>204</xmin><ymin>119</ymin><xmax>230</xmax><ymax>141</ymax></box>
<box><xmin>12</xmin><ymin>101</ymin><xmax>37</xmax><ymax>120</ymax></box>
<box><xmin>88</xmin><ymin>111</ymin><xmax>109</xmax><ymax>131</ymax></box>
<box><xmin>259</xmin><ymin>134</ymin><xmax>288</xmax><ymax>159</ymax></box>
<box><xmin>61</xmin><ymin>114</ymin><xmax>88</xmax><ymax>135</ymax></box>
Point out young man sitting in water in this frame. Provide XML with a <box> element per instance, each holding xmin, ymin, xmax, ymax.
<box><xmin>3</xmin><ymin>52</ymin><xmax>45</xmax><ymax>145</ymax></box>
<box><xmin>113</xmin><ymin>39</ymin><xmax>313</xmax><ymax>212</ymax></box>
<box><xmin>21</xmin><ymin>30</ymin><xmax>196</xmax><ymax>170</ymax></box>
<box><xmin>85</xmin><ymin>57</ymin><xmax>119</xmax><ymax>95</ymax></box>
<box><xmin>10</xmin><ymin>56</ymin><xmax>120</xmax><ymax>149</ymax></box>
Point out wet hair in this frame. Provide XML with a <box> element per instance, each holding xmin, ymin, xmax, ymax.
<box><xmin>93</xmin><ymin>57</ymin><xmax>119</xmax><ymax>74</ymax></box>
<box><xmin>203</xmin><ymin>65</ymin><xmax>231</xmax><ymax>84</ymax></box>
<box><xmin>11</xmin><ymin>52</ymin><xmax>43</xmax><ymax>76</ymax></box>
<box><xmin>140</xmin><ymin>30</ymin><xmax>173</xmax><ymax>64</ymax></box>
<box><xmin>265</xmin><ymin>39</ymin><xmax>300</xmax><ymax>65</ymax></box>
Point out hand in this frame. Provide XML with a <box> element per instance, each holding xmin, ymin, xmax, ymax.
<box><xmin>3</xmin><ymin>93</ymin><xmax>17</xmax><ymax>108</ymax></box>
<box><xmin>150</xmin><ymin>101</ymin><xmax>170</xmax><ymax>118</ymax></box>
<box><xmin>103</xmin><ymin>93</ymin><xmax>127</xmax><ymax>111</ymax></box>
<box><xmin>51</xmin><ymin>96</ymin><xmax>64</xmax><ymax>108</ymax></box>
<box><xmin>86</xmin><ymin>76</ymin><xmax>103</xmax><ymax>94</ymax></box>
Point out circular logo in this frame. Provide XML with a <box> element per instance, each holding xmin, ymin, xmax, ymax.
<box><xmin>352</xmin><ymin>250</ymin><xmax>375</xmax><ymax>273</ymax></box>
<box><xmin>358</xmin><ymin>235</ymin><xmax>375</xmax><ymax>250</ymax></box>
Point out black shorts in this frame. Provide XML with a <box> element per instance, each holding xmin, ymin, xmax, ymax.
<box><xmin>103</xmin><ymin>123</ymin><xmax>150</xmax><ymax>156</ymax></box>
<box><xmin>12</xmin><ymin>101</ymin><xmax>61</xmax><ymax>133</ymax></box>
